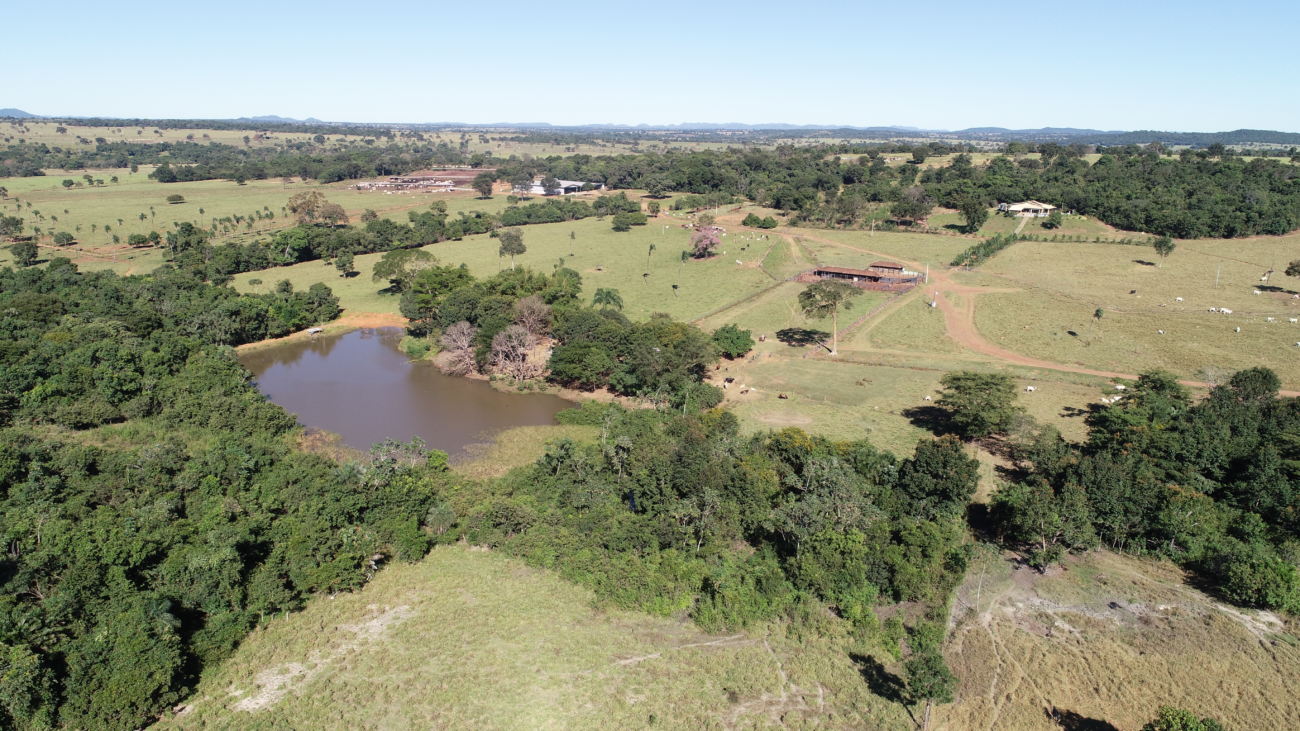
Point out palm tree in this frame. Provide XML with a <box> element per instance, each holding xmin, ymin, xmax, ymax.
<box><xmin>592</xmin><ymin>287</ymin><xmax>624</xmax><ymax>311</ymax></box>
<box><xmin>797</xmin><ymin>281</ymin><xmax>862</xmax><ymax>355</ymax></box>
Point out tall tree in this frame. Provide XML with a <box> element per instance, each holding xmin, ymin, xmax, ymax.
<box><xmin>372</xmin><ymin>248</ymin><xmax>436</xmax><ymax>291</ymax></box>
<box><xmin>957</xmin><ymin>197</ymin><xmax>988</xmax><ymax>234</ymax></box>
<box><xmin>797</xmin><ymin>281</ymin><xmax>861</xmax><ymax>355</ymax></box>
<box><xmin>472</xmin><ymin>172</ymin><xmax>496</xmax><ymax>198</ymax></box>
<box><xmin>334</xmin><ymin>252</ymin><xmax>355</xmax><ymax>277</ymax></box>
<box><xmin>937</xmin><ymin>371</ymin><xmax>1023</xmax><ymax>439</ymax></box>
<box><xmin>1152</xmin><ymin>236</ymin><xmax>1176</xmax><ymax>265</ymax></box>
<box><xmin>498</xmin><ymin>228</ymin><xmax>526</xmax><ymax>270</ymax></box>
<box><xmin>891</xmin><ymin>186</ymin><xmax>934</xmax><ymax>225</ymax></box>
<box><xmin>9</xmin><ymin>240</ymin><xmax>37</xmax><ymax>267</ymax></box>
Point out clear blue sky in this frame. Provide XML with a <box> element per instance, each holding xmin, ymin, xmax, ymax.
<box><xmin>11</xmin><ymin>0</ymin><xmax>1299</xmax><ymax>131</ymax></box>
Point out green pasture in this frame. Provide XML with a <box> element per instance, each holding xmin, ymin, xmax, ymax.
<box><xmin>975</xmin><ymin>286</ymin><xmax>1300</xmax><ymax>387</ymax></box>
<box><xmin>233</xmin><ymin>215</ymin><xmax>778</xmax><ymax>322</ymax></box>
<box><xmin>848</xmin><ymin>293</ymin><xmax>965</xmax><ymax>355</ymax></box>
<box><xmin>793</xmin><ymin>229</ymin><xmax>969</xmax><ymax>271</ymax></box>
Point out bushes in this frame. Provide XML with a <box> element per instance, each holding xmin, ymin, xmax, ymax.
<box><xmin>949</xmin><ymin>233</ymin><xmax>1019</xmax><ymax>267</ymax></box>
<box><xmin>712</xmin><ymin>323</ymin><xmax>755</xmax><ymax>359</ymax></box>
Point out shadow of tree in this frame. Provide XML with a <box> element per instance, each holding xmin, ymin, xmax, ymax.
<box><xmin>901</xmin><ymin>405</ymin><xmax>955</xmax><ymax>437</ymax></box>
<box><xmin>775</xmin><ymin>327</ymin><xmax>830</xmax><ymax>347</ymax></box>
<box><xmin>1045</xmin><ymin>707</ymin><xmax>1119</xmax><ymax>730</ymax></box>
<box><xmin>1132</xmin><ymin>259</ymin><xmax>1157</xmax><ymax>267</ymax></box>
<box><xmin>850</xmin><ymin>653</ymin><xmax>914</xmax><ymax>723</ymax></box>
<box><xmin>1260</xmin><ymin>284</ymin><xmax>1299</xmax><ymax>295</ymax></box>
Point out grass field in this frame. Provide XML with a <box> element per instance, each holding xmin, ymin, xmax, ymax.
<box><xmin>976</xmin><ymin>236</ymin><xmax>1300</xmax><ymax>387</ymax></box>
<box><xmin>939</xmin><ymin>548</ymin><xmax>1300</xmax><ymax>730</ymax></box>
<box><xmin>160</xmin><ymin>545</ymin><xmax>911</xmax><ymax>730</ymax></box>
<box><xmin>794</xmin><ymin>229</ymin><xmax>973</xmax><ymax>270</ymax></box>
<box><xmin>0</xmin><ymin>171</ymin><xmax>518</xmax><ymax>273</ymax></box>
<box><xmin>234</xmin><ymin>215</ymin><xmax>779</xmax><ymax>322</ymax></box>
<box><xmin>847</xmin><ymin>293</ymin><xmax>965</xmax><ymax>355</ymax></box>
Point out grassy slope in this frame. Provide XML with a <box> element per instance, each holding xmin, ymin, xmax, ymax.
<box><xmin>939</xmin><ymin>548</ymin><xmax>1300</xmax><ymax>730</ymax></box>
<box><xmin>159</xmin><ymin>545</ymin><xmax>910</xmax><ymax>730</ymax></box>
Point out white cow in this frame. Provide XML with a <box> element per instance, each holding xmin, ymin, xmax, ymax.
<box><xmin>1221</xmin><ymin>308</ymin><xmax>1233</xmax><ymax>315</ymax></box>
<box><xmin>1025</xmin><ymin>385</ymin><xmax>1036</xmax><ymax>392</ymax></box>
<box><xmin>1290</xmin><ymin>318</ymin><xmax>1298</xmax><ymax>324</ymax></box>
<box><xmin>1266</xmin><ymin>317</ymin><xmax>1276</xmax><ymax>323</ymax></box>
<box><xmin>1114</xmin><ymin>384</ymin><xmax>1127</xmax><ymax>391</ymax></box>
<box><xmin>1254</xmin><ymin>290</ymin><xmax>1262</xmax><ymax>295</ymax></box>
<box><xmin>1175</xmin><ymin>297</ymin><xmax>1184</xmax><ymax>302</ymax></box>
<box><xmin>1235</xmin><ymin>327</ymin><xmax>1242</xmax><ymax>333</ymax></box>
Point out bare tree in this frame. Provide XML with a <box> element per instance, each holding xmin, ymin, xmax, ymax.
<box><xmin>439</xmin><ymin>321</ymin><xmax>478</xmax><ymax>375</ymax></box>
<box><xmin>490</xmin><ymin>324</ymin><xmax>541</xmax><ymax>381</ymax></box>
<box><xmin>513</xmin><ymin>294</ymin><xmax>552</xmax><ymax>336</ymax></box>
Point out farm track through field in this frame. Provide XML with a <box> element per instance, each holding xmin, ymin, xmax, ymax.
<box><xmin>762</xmin><ymin>226</ymin><xmax>1300</xmax><ymax>397</ymax></box>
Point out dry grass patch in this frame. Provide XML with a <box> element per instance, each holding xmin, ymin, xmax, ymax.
<box><xmin>160</xmin><ymin>545</ymin><xmax>910</xmax><ymax>730</ymax></box>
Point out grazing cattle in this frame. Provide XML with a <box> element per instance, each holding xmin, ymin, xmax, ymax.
<box><xmin>923</xmin><ymin>395</ymin><xmax>932</xmax><ymax>401</ymax></box>
<box><xmin>1157</xmin><ymin>329</ymin><xmax>1165</xmax><ymax>334</ymax></box>
<box><xmin>1025</xmin><ymin>385</ymin><xmax>1036</xmax><ymax>392</ymax></box>
<box><xmin>1290</xmin><ymin>318</ymin><xmax>1298</xmax><ymax>324</ymax></box>
<box><xmin>1221</xmin><ymin>308</ymin><xmax>1233</xmax><ymax>315</ymax></box>
<box><xmin>1209</xmin><ymin>307</ymin><xmax>1219</xmax><ymax>313</ymax></box>
<box><xmin>1175</xmin><ymin>297</ymin><xmax>1184</xmax><ymax>302</ymax></box>
<box><xmin>1114</xmin><ymin>384</ymin><xmax>1127</xmax><ymax>391</ymax></box>
<box><xmin>1266</xmin><ymin>317</ymin><xmax>1276</xmax><ymax>323</ymax></box>
<box><xmin>778</xmin><ymin>393</ymin><xmax>789</xmax><ymax>399</ymax></box>
<box><xmin>1254</xmin><ymin>290</ymin><xmax>1262</xmax><ymax>295</ymax></box>
<box><xmin>1235</xmin><ymin>327</ymin><xmax>1242</xmax><ymax>332</ymax></box>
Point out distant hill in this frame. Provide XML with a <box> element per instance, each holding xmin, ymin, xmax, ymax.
<box><xmin>0</xmin><ymin>108</ymin><xmax>39</xmax><ymax>118</ymax></box>
<box><xmin>234</xmin><ymin>115</ymin><xmax>325</xmax><ymax>125</ymax></box>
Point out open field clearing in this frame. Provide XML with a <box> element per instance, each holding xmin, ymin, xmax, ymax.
<box><xmin>159</xmin><ymin>545</ymin><xmax>909</xmax><ymax>730</ymax></box>
<box><xmin>793</xmin><ymin>229</ymin><xmax>974</xmax><ymax>270</ymax></box>
<box><xmin>847</xmin><ymin>292</ymin><xmax>965</xmax><ymax>355</ymax></box>
<box><xmin>234</xmin><ymin>215</ymin><xmax>778</xmax><ymax>321</ymax></box>
<box><xmin>938</xmin><ymin>548</ymin><xmax>1300</xmax><ymax>730</ymax></box>
<box><xmin>925</xmin><ymin>210</ymin><xmax>1128</xmax><ymax>239</ymax></box>
<box><xmin>976</xmin><ymin>237</ymin><xmax>1300</xmax><ymax>387</ymax></box>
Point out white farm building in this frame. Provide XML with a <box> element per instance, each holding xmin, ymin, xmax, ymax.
<box><xmin>516</xmin><ymin>178</ymin><xmax>603</xmax><ymax>196</ymax></box>
<box><xmin>999</xmin><ymin>200</ymin><xmax>1058</xmax><ymax>217</ymax></box>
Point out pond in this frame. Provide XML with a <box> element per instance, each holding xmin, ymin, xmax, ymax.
<box><xmin>239</xmin><ymin>328</ymin><xmax>573</xmax><ymax>457</ymax></box>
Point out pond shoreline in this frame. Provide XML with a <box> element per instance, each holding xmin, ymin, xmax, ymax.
<box><xmin>239</xmin><ymin>327</ymin><xmax>576</xmax><ymax>458</ymax></box>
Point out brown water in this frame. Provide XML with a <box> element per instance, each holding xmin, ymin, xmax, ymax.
<box><xmin>240</xmin><ymin>328</ymin><xmax>572</xmax><ymax>457</ymax></box>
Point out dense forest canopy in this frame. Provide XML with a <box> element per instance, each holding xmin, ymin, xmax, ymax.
<box><xmin>0</xmin><ymin>262</ymin><xmax>455</xmax><ymax>728</ymax></box>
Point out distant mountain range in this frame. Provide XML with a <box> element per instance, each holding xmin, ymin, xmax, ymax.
<box><xmin>2</xmin><ymin>108</ymin><xmax>1297</xmax><ymax>146</ymax></box>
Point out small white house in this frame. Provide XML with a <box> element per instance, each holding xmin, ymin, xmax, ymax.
<box><xmin>999</xmin><ymin>200</ymin><xmax>1058</xmax><ymax>217</ymax></box>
